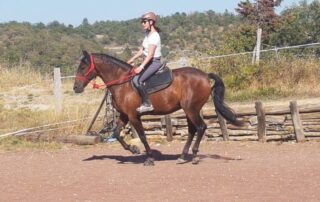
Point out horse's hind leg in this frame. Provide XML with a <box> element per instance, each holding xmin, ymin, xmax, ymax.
<box><xmin>185</xmin><ymin>111</ymin><xmax>207</xmax><ymax>164</ymax></box>
<box><xmin>191</xmin><ymin>117</ymin><xmax>207</xmax><ymax>164</ymax></box>
<box><xmin>177</xmin><ymin>118</ymin><xmax>196</xmax><ymax>164</ymax></box>
<box><xmin>114</xmin><ymin>113</ymin><xmax>140</xmax><ymax>154</ymax></box>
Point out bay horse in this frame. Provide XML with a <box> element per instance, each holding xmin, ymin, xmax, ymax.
<box><xmin>73</xmin><ymin>50</ymin><xmax>242</xmax><ymax>166</ymax></box>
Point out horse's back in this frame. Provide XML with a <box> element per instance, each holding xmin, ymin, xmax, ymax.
<box><xmin>172</xmin><ymin>66</ymin><xmax>208</xmax><ymax>77</ymax></box>
<box><xmin>169</xmin><ymin>67</ymin><xmax>212</xmax><ymax>109</ymax></box>
<box><xmin>171</xmin><ymin>67</ymin><xmax>211</xmax><ymax>87</ymax></box>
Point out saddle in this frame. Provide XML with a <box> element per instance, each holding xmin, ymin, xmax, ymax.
<box><xmin>132</xmin><ymin>62</ymin><xmax>173</xmax><ymax>94</ymax></box>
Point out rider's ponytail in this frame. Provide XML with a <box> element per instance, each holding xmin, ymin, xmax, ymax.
<box><xmin>154</xmin><ymin>26</ymin><xmax>161</xmax><ymax>33</ymax></box>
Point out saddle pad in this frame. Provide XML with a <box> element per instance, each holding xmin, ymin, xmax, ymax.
<box><xmin>132</xmin><ymin>66</ymin><xmax>173</xmax><ymax>95</ymax></box>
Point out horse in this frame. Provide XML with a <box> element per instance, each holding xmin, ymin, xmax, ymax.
<box><xmin>73</xmin><ymin>50</ymin><xmax>242</xmax><ymax>166</ymax></box>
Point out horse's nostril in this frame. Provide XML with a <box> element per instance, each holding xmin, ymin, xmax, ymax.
<box><xmin>73</xmin><ymin>85</ymin><xmax>80</xmax><ymax>92</ymax></box>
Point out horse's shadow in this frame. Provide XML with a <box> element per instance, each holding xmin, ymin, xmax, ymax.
<box><xmin>83</xmin><ymin>149</ymin><xmax>242</xmax><ymax>164</ymax></box>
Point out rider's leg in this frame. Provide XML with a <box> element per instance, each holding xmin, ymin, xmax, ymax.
<box><xmin>132</xmin><ymin>75</ymin><xmax>153</xmax><ymax>113</ymax></box>
<box><xmin>136</xmin><ymin>83</ymin><xmax>154</xmax><ymax>113</ymax></box>
<box><xmin>135</xmin><ymin>58</ymin><xmax>161</xmax><ymax>113</ymax></box>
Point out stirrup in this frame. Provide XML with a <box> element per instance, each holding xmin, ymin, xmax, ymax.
<box><xmin>136</xmin><ymin>104</ymin><xmax>154</xmax><ymax>113</ymax></box>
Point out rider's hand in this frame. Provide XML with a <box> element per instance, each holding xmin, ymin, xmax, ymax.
<box><xmin>134</xmin><ymin>65</ymin><xmax>144</xmax><ymax>74</ymax></box>
<box><xmin>127</xmin><ymin>59</ymin><xmax>134</xmax><ymax>65</ymax></box>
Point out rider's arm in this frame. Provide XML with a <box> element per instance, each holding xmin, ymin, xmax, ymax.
<box><xmin>135</xmin><ymin>44</ymin><xmax>156</xmax><ymax>73</ymax></box>
<box><xmin>127</xmin><ymin>47</ymin><xmax>143</xmax><ymax>65</ymax></box>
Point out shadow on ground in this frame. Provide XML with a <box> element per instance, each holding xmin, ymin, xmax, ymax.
<box><xmin>83</xmin><ymin>149</ymin><xmax>242</xmax><ymax>164</ymax></box>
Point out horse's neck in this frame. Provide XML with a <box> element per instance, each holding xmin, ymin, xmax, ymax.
<box><xmin>97</xmin><ymin>63</ymin><xmax>129</xmax><ymax>83</ymax></box>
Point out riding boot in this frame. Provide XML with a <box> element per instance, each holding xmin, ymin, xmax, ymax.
<box><xmin>136</xmin><ymin>84</ymin><xmax>154</xmax><ymax>113</ymax></box>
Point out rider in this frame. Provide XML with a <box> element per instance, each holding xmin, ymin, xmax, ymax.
<box><xmin>127</xmin><ymin>12</ymin><xmax>162</xmax><ymax>113</ymax></box>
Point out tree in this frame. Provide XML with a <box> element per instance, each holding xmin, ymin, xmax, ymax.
<box><xmin>81</xmin><ymin>18</ymin><xmax>90</xmax><ymax>27</ymax></box>
<box><xmin>269</xmin><ymin>1</ymin><xmax>320</xmax><ymax>46</ymax></box>
<box><xmin>236</xmin><ymin>0</ymin><xmax>283</xmax><ymax>42</ymax></box>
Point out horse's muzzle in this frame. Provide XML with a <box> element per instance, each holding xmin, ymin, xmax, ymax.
<box><xmin>73</xmin><ymin>83</ymin><xmax>84</xmax><ymax>93</ymax></box>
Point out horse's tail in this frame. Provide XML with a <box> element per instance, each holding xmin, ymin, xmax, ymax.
<box><xmin>208</xmin><ymin>73</ymin><xmax>243</xmax><ymax>126</ymax></box>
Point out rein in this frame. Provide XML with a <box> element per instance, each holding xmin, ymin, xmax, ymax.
<box><xmin>76</xmin><ymin>54</ymin><xmax>137</xmax><ymax>89</ymax></box>
<box><xmin>92</xmin><ymin>68</ymin><xmax>137</xmax><ymax>89</ymax></box>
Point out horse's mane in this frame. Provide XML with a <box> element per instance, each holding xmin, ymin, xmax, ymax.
<box><xmin>94</xmin><ymin>53</ymin><xmax>132</xmax><ymax>71</ymax></box>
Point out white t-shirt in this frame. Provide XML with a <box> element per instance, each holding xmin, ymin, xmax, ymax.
<box><xmin>142</xmin><ymin>32</ymin><xmax>161</xmax><ymax>58</ymax></box>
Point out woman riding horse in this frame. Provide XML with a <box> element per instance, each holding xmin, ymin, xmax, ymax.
<box><xmin>73</xmin><ymin>13</ymin><xmax>243</xmax><ymax>166</ymax></box>
<box><xmin>127</xmin><ymin>12</ymin><xmax>162</xmax><ymax>114</ymax></box>
<box><xmin>73</xmin><ymin>50</ymin><xmax>243</xmax><ymax>166</ymax></box>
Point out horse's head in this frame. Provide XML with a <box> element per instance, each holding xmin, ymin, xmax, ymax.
<box><xmin>73</xmin><ymin>50</ymin><xmax>97</xmax><ymax>93</ymax></box>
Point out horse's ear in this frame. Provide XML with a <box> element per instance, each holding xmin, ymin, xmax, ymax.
<box><xmin>82</xmin><ymin>50</ymin><xmax>90</xmax><ymax>65</ymax></box>
<box><xmin>82</xmin><ymin>50</ymin><xmax>90</xmax><ymax>58</ymax></box>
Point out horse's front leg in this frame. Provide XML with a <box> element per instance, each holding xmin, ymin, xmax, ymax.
<box><xmin>129</xmin><ymin>116</ymin><xmax>154</xmax><ymax>166</ymax></box>
<box><xmin>113</xmin><ymin>113</ymin><xmax>140</xmax><ymax>155</ymax></box>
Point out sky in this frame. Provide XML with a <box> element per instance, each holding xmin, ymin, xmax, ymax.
<box><xmin>0</xmin><ymin>0</ymin><xmax>314</xmax><ymax>26</ymax></box>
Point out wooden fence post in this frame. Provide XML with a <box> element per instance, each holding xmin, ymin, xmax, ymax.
<box><xmin>290</xmin><ymin>101</ymin><xmax>305</xmax><ymax>142</ymax></box>
<box><xmin>53</xmin><ymin>68</ymin><xmax>62</xmax><ymax>113</ymax></box>
<box><xmin>216</xmin><ymin>110</ymin><xmax>229</xmax><ymax>141</ymax></box>
<box><xmin>255</xmin><ymin>101</ymin><xmax>266</xmax><ymax>142</ymax></box>
<box><xmin>255</xmin><ymin>28</ymin><xmax>262</xmax><ymax>64</ymax></box>
<box><xmin>164</xmin><ymin>115</ymin><xmax>173</xmax><ymax>141</ymax></box>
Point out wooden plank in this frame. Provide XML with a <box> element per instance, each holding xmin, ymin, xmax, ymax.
<box><xmin>56</xmin><ymin>135</ymin><xmax>100</xmax><ymax>145</ymax></box>
<box><xmin>250</xmin><ymin>115</ymin><xmax>285</xmax><ymax>125</ymax></box>
<box><xmin>164</xmin><ymin>115</ymin><xmax>173</xmax><ymax>141</ymax></box>
<box><xmin>290</xmin><ymin>101</ymin><xmax>305</xmax><ymax>142</ymax></box>
<box><xmin>255</xmin><ymin>101</ymin><xmax>266</xmax><ymax>142</ymax></box>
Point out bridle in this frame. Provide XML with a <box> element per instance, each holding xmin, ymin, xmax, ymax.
<box><xmin>75</xmin><ymin>54</ymin><xmax>137</xmax><ymax>89</ymax></box>
<box><xmin>76</xmin><ymin>54</ymin><xmax>97</xmax><ymax>83</ymax></box>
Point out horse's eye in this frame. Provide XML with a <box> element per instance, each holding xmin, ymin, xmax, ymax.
<box><xmin>80</xmin><ymin>64</ymin><xmax>87</xmax><ymax>70</ymax></box>
<box><xmin>78</xmin><ymin>62</ymin><xmax>86</xmax><ymax>70</ymax></box>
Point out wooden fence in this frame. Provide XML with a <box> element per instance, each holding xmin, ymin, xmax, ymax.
<box><xmin>139</xmin><ymin>100</ymin><xmax>320</xmax><ymax>142</ymax></box>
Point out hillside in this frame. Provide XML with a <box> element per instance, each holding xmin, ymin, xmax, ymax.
<box><xmin>0</xmin><ymin>10</ymin><xmax>240</xmax><ymax>74</ymax></box>
<box><xmin>0</xmin><ymin>0</ymin><xmax>319</xmax><ymax>76</ymax></box>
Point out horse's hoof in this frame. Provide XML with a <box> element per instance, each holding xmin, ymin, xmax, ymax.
<box><xmin>192</xmin><ymin>156</ymin><xmax>200</xmax><ymax>165</ymax></box>
<box><xmin>129</xmin><ymin>145</ymin><xmax>140</xmax><ymax>155</ymax></box>
<box><xmin>177</xmin><ymin>158</ymin><xmax>188</xmax><ymax>164</ymax></box>
<box><xmin>143</xmin><ymin>158</ymin><xmax>155</xmax><ymax>166</ymax></box>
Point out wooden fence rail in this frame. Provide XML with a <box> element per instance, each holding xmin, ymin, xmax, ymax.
<box><xmin>140</xmin><ymin>100</ymin><xmax>320</xmax><ymax>142</ymax></box>
<box><xmin>14</xmin><ymin>99</ymin><xmax>320</xmax><ymax>144</ymax></box>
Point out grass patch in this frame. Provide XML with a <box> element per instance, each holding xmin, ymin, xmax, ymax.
<box><xmin>0</xmin><ymin>63</ymin><xmax>44</xmax><ymax>91</ymax></box>
<box><xmin>193</xmin><ymin>56</ymin><xmax>320</xmax><ymax>102</ymax></box>
<box><xmin>0</xmin><ymin>136</ymin><xmax>64</xmax><ymax>151</ymax></box>
<box><xmin>226</xmin><ymin>87</ymin><xmax>284</xmax><ymax>102</ymax></box>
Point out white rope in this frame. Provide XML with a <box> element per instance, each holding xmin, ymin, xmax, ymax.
<box><xmin>15</xmin><ymin>125</ymin><xmax>77</xmax><ymax>137</ymax></box>
<box><xmin>191</xmin><ymin>42</ymin><xmax>320</xmax><ymax>60</ymax></box>
<box><xmin>0</xmin><ymin>115</ymin><xmax>104</xmax><ymax>138</ymax></box>
<box><xmin>61</xmin><ymin>75</ymin><xmax>76</xmax><ymax>79</ymax></box>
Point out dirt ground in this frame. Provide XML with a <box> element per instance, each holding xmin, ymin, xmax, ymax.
<box><xmin>1</xmin><ymin>140</ymin><xmax>320</xmax><ymax>202</ymax></box>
